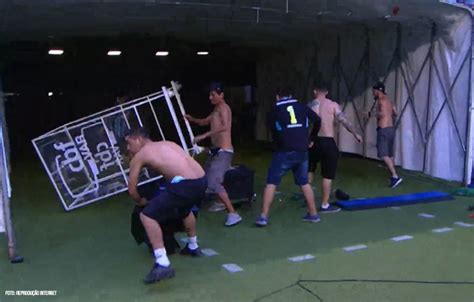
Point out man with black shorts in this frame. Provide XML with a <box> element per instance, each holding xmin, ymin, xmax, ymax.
<box><xmin>308</xmin><ymin>83</ymin><xmax>362</xmax><ymax>213</ymax></box>
<box><xmin>126</xmin><ymin>127</ymin><xmax>207</xmax><ymax>284</ymax></box>
<box><xmin>255</xmin><ymin>87</ymin><xmax>321</xmax><ymax>226</ymax></box>
<box><xmin>371</xmin><ymin>82</ymin><xmax>402</xmax><ymax>188</ymax></box>
<box><xmin>185</xmin><ymin>82</ymin><xmax>242</xmax><ymax>227</ymax></box>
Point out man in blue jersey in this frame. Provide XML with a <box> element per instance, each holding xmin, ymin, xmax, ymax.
<box><xmin>256</xmin><ymin>87</ymin><xmax>321</xmax><ymax>227</ymax></box>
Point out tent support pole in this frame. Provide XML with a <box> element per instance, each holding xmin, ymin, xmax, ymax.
<box><xmin>0</xmin><ymin>78</ymin><xmax>21</xmax><ymax>263</ymax></box>
<box><xmin>363</xmin><ymin>26</ymin><xmax>370</xmax><ymax>157</ymax></box>
<box><xmin>337</xmin><ymin>35</ymin><xmax>341</xmax><ymax>102</ymax></box>
<box><xmin>431</xmin><ymin>52</ymin><xmax>469</xmax><ymax>151</ymax></box>
<box><xmin>423</xmin><ymin>23</ymin><xmax>436</xmax><ymax>173</ymax></box>
<box><xmin>464</xmin><ymin>19</ymin><xmax>474</xmax><ymax>186</ymax></box>
<box><xmin>393</xmin><ymin>23</ymin><xmax>401</xmax><ymax>160</ymax></box>
<box><xmin>336</xmin><ymin>35</ymin><xmax>342</xmax><ymax>146</ymax></box>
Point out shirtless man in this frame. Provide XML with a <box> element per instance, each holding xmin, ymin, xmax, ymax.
<box><xmin>126</xmin><ymin>127</ymin><xmax>207</xmax><ymax>284</ymax></box>
<box><xmin>184</xmin><ymin>82</ymin><xmax>242</xmax><ymax>227</ymax></box>
<box><xmin>371</xmin><ymin>82</ymin><xmax>403</xmax><ymax>188</ymax></box>
<box><xmin>308</xmin><ymin>83</ymin><xmax>362</xmax><ymax>212</ymax></box>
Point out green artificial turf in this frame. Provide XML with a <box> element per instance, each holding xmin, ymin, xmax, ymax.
<box><xmin>1</xmin><ymin>144</ymin><xmax>473</xmax><ymax>302</ymax></box>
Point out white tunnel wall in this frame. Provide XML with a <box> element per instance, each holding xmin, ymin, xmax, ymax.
<box><xmin>0</xmin><ymin>87</ymin><xmax>5</xmax><ymax>233</ymax></box>
<box><xmin>0</xmin><ymin>187</ymin><xmax>3</xmax><ymax>233</ymax></box>
<box><xmin>1</xmin><ymin>76</ymin><xmax>12</xmax><ymax>233</ymax></box>
<box><xmin>467</xmin><ymin>19</ymin><xmax>474</xmax><ymax>185</ymax></box>
<box><xmin>256</xmin><ymin>11</ymin><xmax>472</xmax><ymax>183</ymax></box>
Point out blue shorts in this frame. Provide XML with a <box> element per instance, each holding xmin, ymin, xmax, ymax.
<box><xmin>266</xmin><ymin>151</ymin><xmax>309</xmax><ymax>186</ymax></box>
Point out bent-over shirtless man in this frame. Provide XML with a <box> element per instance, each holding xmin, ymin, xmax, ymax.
<box><xmin>126</xmin><ymin>127</ymin><xmax>207</xmax><ymax>284</ymax></box>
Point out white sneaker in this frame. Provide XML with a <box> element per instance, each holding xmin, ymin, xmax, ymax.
<box><xmin>208</xmin><ymin>202</ymin><xmax>226</xmax><ymax>212</ymax></box>
<box><xmin>225</xmin><ymin>213</ymin><xmax>242</xmax><ymax>227</ymax></box>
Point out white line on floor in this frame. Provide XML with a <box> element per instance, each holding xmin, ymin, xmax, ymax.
<box><xmin>418</xmin><ymin>213</ymin><xmax>435</xmax><ymax>218</ymax></box>
<box><xmin>391</xmin><ymin>235</ymin><xmax>414</xmax><ymax>242</ymax></box>
<box><xmin>288</xmin><ymin>254</ymin><xmax>315</xmax><ymax>262</ymax></box>
<box><xmin>222</xmin><ymin>263</ymin><xmax>243</xmax><ymax>273</ymax></box>
<box><xmin>454</xmin><ymin>221</ymin><xmax>474</xmax><ymax>228</ymax></box>
<box><xmin>343</xmin><ymin>244</ymin><xmax>368</xmax><ymax>252</ymax></box>
<box><xmin>201</xmin><ymin>248</ymin><xmax>219</xmax><ymax>256</ymax></box>
<box><xmin>432</xmin><ymin>227</ymin><xmax>453</xmax><ymax>233</ymax></box>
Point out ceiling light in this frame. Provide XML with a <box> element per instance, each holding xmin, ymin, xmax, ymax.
<box><xmin>48</xmin><ymin>49</ymin><xmax>64</xmax><ymax>55</ymax></box>
<box><xmin>107</xmin><ymin>50</ymin><xmax>122</xmax><ymax>56</ymax></box>
<box><xmin>48</xmin><ymin>92</ymin><xmax>53</xmax><ymax>97</ymax></box>
<box><xmin>155</xmin><ymin>51</ymin><xmax>169</xmax><ymax>56</ymax></box>
<box><xmin>197</xmin><ymin>51</ymin><xmax>209</xmax><ymax>56</ymax></box>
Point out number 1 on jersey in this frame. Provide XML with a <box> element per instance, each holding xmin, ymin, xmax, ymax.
<box><xmin>287</xmin><ymin>106</ymin><xmax>298</xmax><ymax>124</ymax></box>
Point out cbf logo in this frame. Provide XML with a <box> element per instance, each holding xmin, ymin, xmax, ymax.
<box><xmin>53</xmin><ymin>135</ymin><xmax>124</xmax><ymax>175</ymax></box>
<box><xmin>53</xmin><ymin>141</ymin><xmax>84</xmax><ymax>172</ymax></box>
<box><xmin>52</xmin><ymin>134</ymin><xmax>124</xmax><ymax>198</ymax></box>
<box><xmin>53</xmin><ymin>138</ymin><xmax>94</xmax><ymax>199</ymax></box>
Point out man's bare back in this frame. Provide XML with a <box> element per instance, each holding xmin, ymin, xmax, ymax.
<box><xmin>126</xmin><ymin>131</ymin><xmax>205</xmax><ymax>206</ymax></box>
<box><xmin>312</xmin><ymin>97</ymin><xmax>338</xmax><ymax>138</ymax></box>
<box><xmin>131</xmin><ymin>141</ymin><xmax>205</xmax><ymax>181</ymax></box>
<box><xmin>311</xmin><ymin>97</ymin><xmax>362</xmax><ymax>142</ymax></box>
<box><xmin>376</xmin><ymin>95</ymin><xmax>397</xmax><ymax>129</ymax></box>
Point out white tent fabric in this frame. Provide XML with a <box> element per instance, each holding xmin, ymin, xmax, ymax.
<box><xmin>0</xmin><ymin>192</ymin><xmax>4</xmax><ymax>233</ymax></box>
<box><xmin>0</xmin><ymin>85</ymin><xmax>7</xmax><ymax>233</ymax></box>
<box><xmin>256</xmin><ymin>7</ymin><xmax>472</xmax><ymax>183</ymax></box>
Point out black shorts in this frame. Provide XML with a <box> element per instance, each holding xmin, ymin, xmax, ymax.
<box><xmin>308</xmin><ymin>137</ymin><xmax>339</xmax><ymax>180</ymax></box>
<box><xmin>141</xmin><ymin>176</ymin><xmax>207</xmax><ymax>224</ymax></box>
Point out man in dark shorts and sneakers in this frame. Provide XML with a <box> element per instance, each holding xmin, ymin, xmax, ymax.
<box><xmin>184</xmin><ymin>82</ymin><xmax>242</xmax><ymax>227</ymax></box>
<box><xmin>126</xmin><ymin>127</ymin><xmax>207</xmax><ymax>284</ymax></box>
<box><xmin>308</xmin><ymin>83</ymin><xmax>362</xmax><ymax>213</ymax></box>
<box><xmin>371</xmin><ymin>82</ymin><xmax>402</xmax><ymax>188</ymax></box>
<box><xmin>255</xmin><ymin>87</ymin><xmax>321</xmax><ymax>227</ymax></box>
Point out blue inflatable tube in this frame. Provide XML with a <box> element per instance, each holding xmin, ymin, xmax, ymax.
<box><xmin>335</xmin><ymin>191</ymin><xmax>453</xmax><ymax>211</ymax></box>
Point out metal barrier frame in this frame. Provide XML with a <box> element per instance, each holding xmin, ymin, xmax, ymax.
<box><xmin>32</xmin><ymin>81</ymin><xmax>197</xmax><ymax>211</ymax></box>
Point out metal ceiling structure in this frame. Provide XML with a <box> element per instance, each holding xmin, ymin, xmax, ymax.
<box><xmin>0</xmin><ymin>1</ymin><xmax>467</xmax><ymax>46</ymax></box>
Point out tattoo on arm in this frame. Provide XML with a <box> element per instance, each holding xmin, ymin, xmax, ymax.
<box><xmin>336</xmin><ymin>111</ymin><xmax>358</xmax><ymax>135</ymax></box>
<box><xmin>309</xmin><ymin>100</ymin><xmax>320</xmax><ymax>111</ymax></box>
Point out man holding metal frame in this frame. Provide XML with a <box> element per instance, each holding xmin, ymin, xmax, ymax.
<box><xmin>184</xmin><ymin>82</ymin><xmax>242</xmax><ymax>227</ymax></box>
<box><xmin>125</xmin><ymin>127</ymin><xmax>206</xmax><ymax>284</ymax></box>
